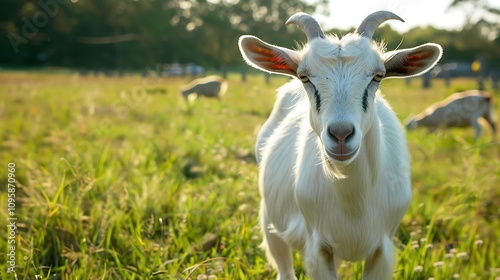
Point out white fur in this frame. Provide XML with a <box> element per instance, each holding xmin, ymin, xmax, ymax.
<box><xmin>258</xmin><ymin>80</ymin><xmax>410</xmax><ymax>280</ymax></box>
<box><xmin>239</xmin><ymin>12</ymin><xmax>442</xmax><ymax>280</ymax></box>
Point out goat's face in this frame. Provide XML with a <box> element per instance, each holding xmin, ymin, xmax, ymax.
<box><xmin>239</xmin><ymin>11</ymin><xmax>442</xmax><ymax>164</ymax></box>
<box><xmin>298</xmin><ymin>35</ymin><xmax>385</xmax><ymax>163</ymax></box>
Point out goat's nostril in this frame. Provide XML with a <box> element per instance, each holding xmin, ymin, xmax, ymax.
<box><xmin>328</xmin><ymin>126</ymin><xmax>355</xmax><ymax>143</ymax></box>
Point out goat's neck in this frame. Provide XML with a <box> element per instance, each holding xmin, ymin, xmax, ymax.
<box><xmin>416</xmin><ymin>114</ymin><xmax>434</xmax><ymax>127</ymax></box>
<box><xmin>183</xmin><ymin>87</ymin><xmax>195</xmax><ymax>94</ymax></box>
<box><xmin>329</xmin><ymin>117</ymin><xmax>382</xmax><ymax>215</ymax></box>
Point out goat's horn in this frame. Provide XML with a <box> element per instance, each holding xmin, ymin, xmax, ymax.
<box><xmin>356</xmin><ymin>11</ymin><xmax>404</xmax><ymax>39</ymax></box>
<box><xmin>286</xmin><ymin>12</ymin><xmax>325</xmax><ymax>41</ymax></box>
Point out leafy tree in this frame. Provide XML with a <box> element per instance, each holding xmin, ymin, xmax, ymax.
<box><xmin>448</xmin><ymin>0</ymin><xmax>499</xmax><ymax>41</ymax></box>
<box><xmin>0</xmin><ymin>0</ymin><xmax>498</xmax><ymax>71</ymax></box>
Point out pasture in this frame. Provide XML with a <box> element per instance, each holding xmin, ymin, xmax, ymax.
<box><xmin>0</xmin><ymin>70</ymin><xmax>499</xmax><ymax>279</ymax></box>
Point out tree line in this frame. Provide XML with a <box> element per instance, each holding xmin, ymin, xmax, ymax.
<box><xmin>1</xmin><ymin>0</ymin><xmax>499</xmax><ymax>72</ymax></box>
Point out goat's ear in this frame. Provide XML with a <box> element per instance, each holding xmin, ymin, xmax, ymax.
<box><xmin>383</xmin><ymin>43</ymin><xmax>442</xmax><ymax>79</ymax></box>
<box><xmin>238</xmin><ymin>35</ymin><xmax>299</xmax><ymax>77</ymax></box>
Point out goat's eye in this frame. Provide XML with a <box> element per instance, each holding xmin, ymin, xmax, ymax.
<box><xmin>372</xmin><ymin>73</ymin><xmax>384</xmax><ymax>82</ymax></box>
<box><xmin>299</xmin><ymin>75</ymin><xmax>309</xmax><ymax>83</ymax></box>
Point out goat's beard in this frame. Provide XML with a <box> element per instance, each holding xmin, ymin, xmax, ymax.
<box><xmin>322</xmin><ymin>151</ymin><xmax>348</xmax><ymax>180</ymax></box>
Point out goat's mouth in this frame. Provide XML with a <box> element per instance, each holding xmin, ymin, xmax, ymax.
<box><xmin>324</xmin><ymin>146</ymin><xmax>359</xmax><ymax>163</ymax></box>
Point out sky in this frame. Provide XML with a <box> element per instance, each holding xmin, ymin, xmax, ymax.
<box><xmin>314</xmin><ymin>0</ymin><xmax>500</xmax><ymax>33</ymax></box>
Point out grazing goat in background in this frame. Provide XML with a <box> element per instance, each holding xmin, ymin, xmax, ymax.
<box><xmin>406</xmin><ymin>90</ymin><xmax>496</xmax><ymax>141</ymax></box>
<box><xmin>180</xmin><ymin>75</ymin><xmax>227</xmax><ymax>101</ymax></box>
<box><xmin>238</xmin><ymin>11</ymin><xmax>442</xmax><ymax>279</ymax></box>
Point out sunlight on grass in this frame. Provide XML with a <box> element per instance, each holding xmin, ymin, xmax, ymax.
<box><xmin>0</xmin><ymin>71</ymin><xmax>498</xmax><ymax>279</ymax></box>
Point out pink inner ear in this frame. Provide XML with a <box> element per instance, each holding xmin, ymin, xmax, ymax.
<box><xmin>406</xmin><ymin>60</ymin><xmax>423</xmax><ymax>67</ymax></box>
<box><xmin>406</xmin><ymin>51</ymin><xmax>432</xmax><ymax>67</ymax></box>
<box><xmin>250</xmin><ymin>44</ymin><xmax>294</xmax><ymax>72</ymax></box>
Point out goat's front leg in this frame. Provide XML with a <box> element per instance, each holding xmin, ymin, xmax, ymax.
<box><xmin>470</xmin><ymin>116</ymin><xmax>483</xmax><ymax>141</ymax></box>
<box><xmin>260</xmin><ymin>207</ymin><xmax>296</xmax><ymax>280</ymax></box>
<box><xmin>362</xmin><ymin>236</ymin><xmax>395</xmax><ymax>280</ymax></box>
<box><xmin>304</xmin><ymin>232</ymin><xmax>338</xmax><ymax>280</ymax></box>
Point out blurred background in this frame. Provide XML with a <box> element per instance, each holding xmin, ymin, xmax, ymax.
<box><xmin>1</xmin><ymin>0</ymin><xmax>499</xmax><ymax>79</ymax></box>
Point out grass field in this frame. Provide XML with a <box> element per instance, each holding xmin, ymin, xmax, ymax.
<box><xmin>0</xmin><ymin>70</ymin><xmax>499</xmax><ymax>279</ymax></box>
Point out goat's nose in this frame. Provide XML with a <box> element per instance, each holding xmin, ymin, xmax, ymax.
<box><xmin>328</xmin><ymin>125</ymin><xmax>355</xmax><ymax>143</ymax></box>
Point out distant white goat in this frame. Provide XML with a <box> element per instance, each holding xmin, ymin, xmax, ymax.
<box><xmin>406</xmin><ymin>90</ymin><xmax>496</xmax><ymax>140</ymax></box>
<box><xmin>238</xmin><ymin>11</ymin><xmax>442</xmax><ymax>279</ymax></box>
<box><xmin>180</xmin><ymin>75</ymin><xmax>227</xmax><ymax>100</ymax></box>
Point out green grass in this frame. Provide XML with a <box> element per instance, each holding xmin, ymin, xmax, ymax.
<box><xmin>0</xmin><ymin>71</ymin><xmax>498</xmax><ymax>279</ymax></box>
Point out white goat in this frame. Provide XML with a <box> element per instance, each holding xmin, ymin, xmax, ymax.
<box><xmin>238</xmin><ymin>11</ymin><xmax>442</xmax><ymax>279</ymax></box>
<box><xmin>180</xmin><ymin>75</ymin><xmax>227</xmax><ymax>100</ymax></box>
<box><xmin>406</xmin><ymin>90</ymin><xmax>496</xmax><ymax>140</ymax></box>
